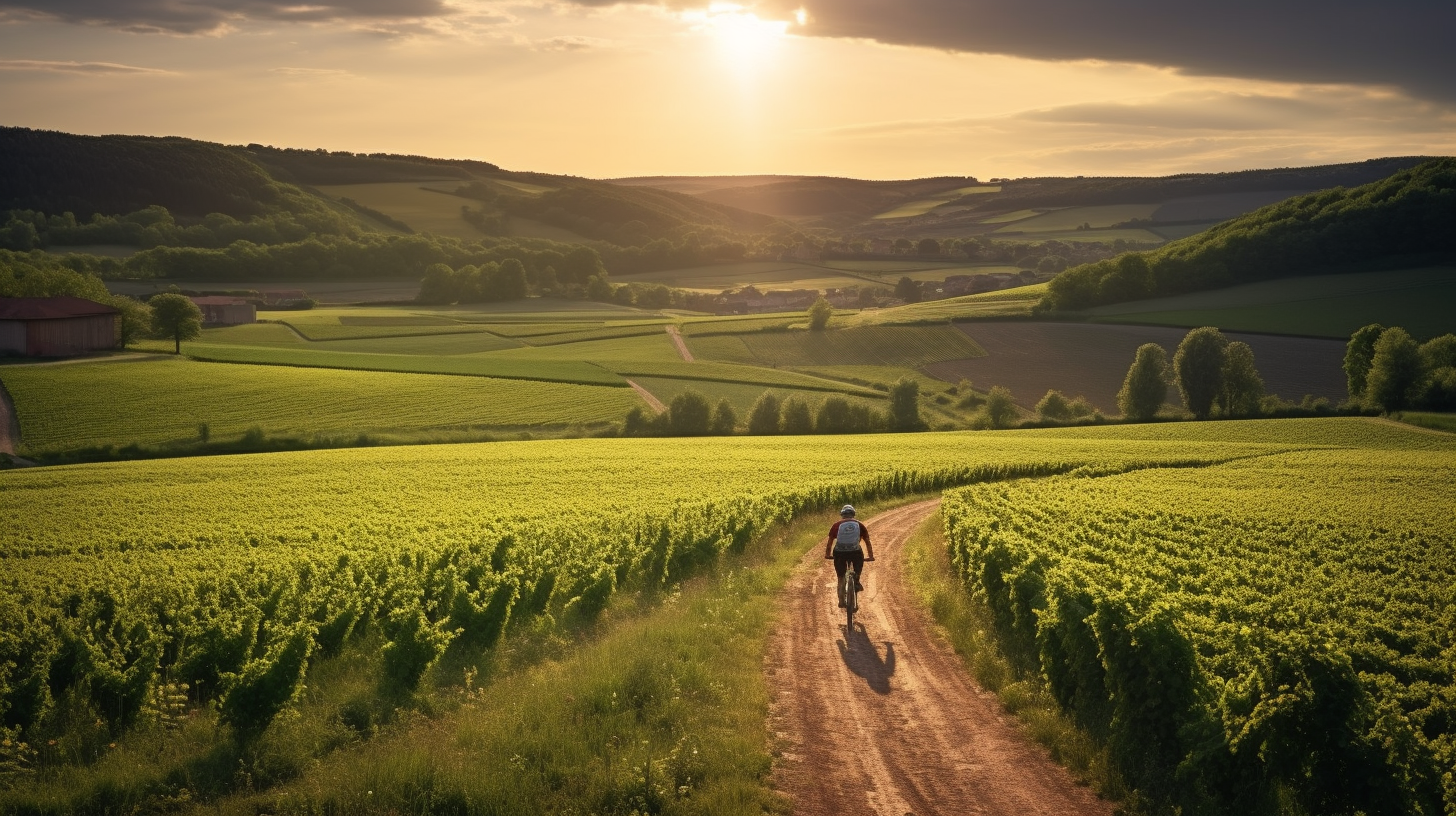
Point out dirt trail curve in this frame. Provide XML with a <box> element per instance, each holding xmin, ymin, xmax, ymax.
<box><xmin>665</xmin><ymin>325</ymin><xmax>693</xmax><ymax>361</ymax></box>
<box><xmin>0</xmin><ymin>376</ymin><xmax>17</xmax><ymax>455</ymax></box>
<box><xmin>625</xmin><ymin>379</ymin><xmax>666</xmax><ymax>413</ymax></box>
<box><xmin>767</xmin><ymin>499</ymin><xmax>1113</xmax><ymax>816</ymax></box>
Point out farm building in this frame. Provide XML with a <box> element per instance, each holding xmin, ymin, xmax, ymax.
<box><xmin>190</xmin><ymin>296</ymin><xmax>256</xmax><ymax>326</ymax></box>
<box><xmin>0</xmin><ymin>296</ymin><xmax>119</xmax><ymax>357</ymax></box>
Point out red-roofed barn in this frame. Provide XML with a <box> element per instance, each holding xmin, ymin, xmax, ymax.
<box><xmin>0</xmin><ymin>296</ymin><xmax>119</xmax><ymax>357</ymax></box>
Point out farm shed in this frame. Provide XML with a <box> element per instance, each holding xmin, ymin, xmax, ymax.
<box><xmin>0</xmin><ymin>296</ymin><xmax>118</xmax><ymax>357</ymax></box>
<box><xmin>190</xmin><ymin>296</ymin><xmax>256</xmax><ymax>326</ymax></box>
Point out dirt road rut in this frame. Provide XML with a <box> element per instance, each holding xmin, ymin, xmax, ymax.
<box><xmin>766</xmin><ymin>499</ymin><xmax>1113</xmax><ymax>816</ymax></box>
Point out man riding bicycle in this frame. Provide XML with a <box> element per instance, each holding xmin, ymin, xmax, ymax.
<box><xmin>824</xmin><ymin>505</ymin><xmax>875</xmax><ymax>608</ymax></box>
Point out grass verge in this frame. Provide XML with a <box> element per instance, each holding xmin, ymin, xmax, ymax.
<box><xmin>901</xmin><ymin>509</ymin><xmax>1136</xmax><ymax>813</ymax></box>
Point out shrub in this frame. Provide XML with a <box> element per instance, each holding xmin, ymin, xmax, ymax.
<box><xmin>746</xmin><ymin>392</ymin><xmax>781</xmax><ymax>435</ymax></box>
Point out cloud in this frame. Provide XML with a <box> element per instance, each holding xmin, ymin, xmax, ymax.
<box><xmin>534</xmin><ymin>34</ymin><xmax>614</xmax><ymax>50</ymax></box>
<box><xmin>557</xmin><ymin>0</ymin><xmax>1456</xmax><ymax>105</ymax></box>
<box><xmin>269</xmin><ymin>66</ymin><xmax>355</xmax><ymax>78</ymax></box>
<box><xmin>0</xmin><ymin>0</ymin><xmax>454</xmax><ymax>35</ymax></box>
<box><xmin>0</xmin><ymin>58</ymin><xmax>173</xmax><ymax>73</ymax></box>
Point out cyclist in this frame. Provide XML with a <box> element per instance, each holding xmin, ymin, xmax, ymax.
<box><xmin>824</xmin><ymin>505</ymin><xmax>875</xmax><ymax>607</ymax></box>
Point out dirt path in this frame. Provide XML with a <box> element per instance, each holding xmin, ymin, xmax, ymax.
<box><xmin>625</xmin><ymin>379</ymin><xmax>666</xmax><ymax>413</ymax></box>
<box><xmin>0</xmin><ymin>376</ymin><xmax>17</xmax><ymax>455</ymax></box>
<box><xmin>665</xmin><ymin>325</ymin><xmax>693</xmax><ymax>361</ymax></box>
<box><xmin>766</xmin><ymin>499</ymin><xmax>1113</xmax><ymax>816</ymax></box>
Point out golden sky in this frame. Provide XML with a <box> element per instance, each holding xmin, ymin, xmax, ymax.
<box><xmin>0</xmin><ymin>1</ymin><xmax>1451</xmax><ymax>179</ymax></box>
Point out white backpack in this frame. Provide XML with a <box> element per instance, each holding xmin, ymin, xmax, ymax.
<box><xmin>834</xmin><ymin>519</ymin><xmax>862</xmax><ymax>551</ymax></box>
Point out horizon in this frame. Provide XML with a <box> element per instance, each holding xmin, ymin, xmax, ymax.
<box><xmin>1</xmin><ymin>1</ymin><xmax>1452</xmax><ymax>179</ymax></box>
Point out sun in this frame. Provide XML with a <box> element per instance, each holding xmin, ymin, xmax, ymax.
<box><xmin>685</xmin><ymin>3</ymin><xmax>792</xmax><ymax>63</ymax></box>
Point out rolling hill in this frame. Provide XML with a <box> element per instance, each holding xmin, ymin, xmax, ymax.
<box><xmin>1039</xmin><ymin>157</ymin><xmax>1456</xmax><ymax>312</ymax></box>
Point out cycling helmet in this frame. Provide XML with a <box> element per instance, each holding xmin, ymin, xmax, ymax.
<box><xmin>840</xmin><ymin>505</ymin><xmax>856</xmax><ymax>517</ymax></box>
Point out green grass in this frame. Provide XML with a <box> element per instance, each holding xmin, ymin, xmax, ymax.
<box><xmin>177</xmin><ymin>343</ymin><xmax>625</xmax><ymax>385</ymax></box>
<box><xmin>849</xmin><ymin>286</ymin><xmax>1047</xmax><ymax>324</ymax></box>
<box><xmin>1397</xmin><ymin>412</ymin><xmax>1456</xmax><ymax>433</ymax></box>
<box><xmin>873</xmin><ymin>185</ymin><xmax>998</xmax><ymax>219</ymax></box>
<box><xmin>734</xmin><ymin>326</ymin><xmax>984</xmax><ymax>367</ymax></box>
<box><xmin>1088</xmin><ymin>266</ymin><xmax>1456</xmax><ymax>338</ymax></box>
<box><xmin>481</xmin><ymin>333</ymin><xmax>684</xmax><ymax>364</ymax></box>
<box><xmin>683</xmin><ymin>335</ymin><xmax>760</xmax><ymax>365</ymax></box>
<box><xmin>788</xmin><ymin>365</ymin><xmax>951</xmax><ymax>393</ymax></box>
<box><xmin>605</xmin><ymin>361</ymin><xmax>883</xmax><ymax>396</ymax></box>
<box><xmin>315</xmin><ymin>181</ymin><xmax>490</xmax><ymax>239</ymax></box>
<box><xmin>628</xmin><ymin>378</ymin><xmax>886</xmax><ymax>416</ymax></box>
<box><xmin>0</xmin><ymin>357</ymin><xmax>642</xmax><ymax>456</ymax></box>
<box><xmin>167</xmin><ymin>323</ymin><xmax>525</xmax><ymax>355</ymax></box>
<box><xmin>992</xmin><ymin>204</ymin><xmax>1158</xmax><ymax>233</ymax></box>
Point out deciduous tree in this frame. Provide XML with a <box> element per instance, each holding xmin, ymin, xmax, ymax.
<box><xmin>148</xmin><ymin>293</ymin><xmax>202</xmax><ymax>354</ymax></box>
<box><xmin>888</xmin><ymin>377</ymin><xmax>922</xmax><ymax>431</ymax></box>
<box><xmin>1343</xmin><ymin>323</ymin><xmax>1386</xmax><ymax>400</ymax></box>
<box><xmin>781</xmin><ymin>397</ymin><xmax>813</xmax><ymax>434</ymax></box>
<box><xmin>1118</xmin><ymin>343</ymin><xmax>1168</xmax><ymax>421</ymax></box>
<box><xmin>1218</xmin><ymin>341</ymin><xmax>1265</xmax><ymax>417</ymax></box>
<box><xmin>982</xmin><ymin>386</ymin><xmax>1018</xmax><ymax>429</ymax></box>
<box><xmin>710</xmin><ymin>399</ymin><xmax>737</xmax><ymax>435</ymax></box>
<box><xmin>1366</xmin><ymin>327</ymin><xmax>1423</xmax><ymax>412</ymax></box>
<box><xmin>807</xmin><ymin>297</ymin><xmax>832</xmax><ymax>331</ymax></box>
<box><xmin>666</xmin><ymin>390</ymin><xmax>711</xmax><ymax>436</ymax></box>
<box><xmin>1174</xmin><ymin>327</ymin><xmax>1228</xmax><ymax>420</ymax></box>
<box><xmin>747</xmin><ymin>392</ymin><xmax>781</xmax><ymax>435</ymax></box>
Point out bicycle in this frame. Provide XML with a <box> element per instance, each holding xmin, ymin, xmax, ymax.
<box><xmin>841</xmin><ymin>562</ymin><xmax>858</xmax><ymax>630</ymax></box>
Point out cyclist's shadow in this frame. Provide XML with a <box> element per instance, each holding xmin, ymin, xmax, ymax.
<box><xmin>838</xmin><ymin>624</ymin><xmax>895</xmax><ymax>695</ymax></box>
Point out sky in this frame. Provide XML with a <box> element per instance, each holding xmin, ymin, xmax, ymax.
<box><xmin>0</xmin><ymin>0</ymin><xmax>1452</xmax><ymax>179</ymax></box>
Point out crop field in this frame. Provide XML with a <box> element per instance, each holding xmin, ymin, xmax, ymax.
<box><xmin>606</xmin><ymin>361</ymin><xmax>882</xmax><ymax>395</ymax></box>
<box><xmin>926</xmin><ymin>322</ymin><xmax>1346</xmax><ymax>411</ymax></box>
<box><xmin>178</xmin><ymin>343</ymin><xmax>625</xmax><ymax>385</ymax></box>
<box><xmin>616</xmin><ymin>261</ymin><xmax>868</xmax><ymax>292</ymax></box>
<box><xmin>0</xmin><ymin>418</ymin><xmax>1446</xmax><ymax>812</ymax></box>
<box><xmin>1087</xmin><ymin>265</ymin><xmax>1456</xmax><ymax>338</ymax></box>
<box><xmin>992</xmin><ymin>204</ymin><xmax>1158</xmax><ymax>233</ymax></box>
<box><xmin>314</xmin><ymin>182</ymin><xmax>487</xmax><ymax>239</ymax></box>
<box><xmin>873</xmin><ymin>186</ymin><xmax>998</xmax><ymax>219</ymax></box>
<box><xmin>941</xmin><ymin>437</ymin><xmax>1456</xmax><ymax>813</ymax></box>
<box><xmin>0</xmin><ymin>357</ymin><xmax>641</xmax><ymax>455</ymax></box>
<box><xmin>481</xmin><ymin>333</ymin><xmax>683</xmax><ymax>364</ymax></box>
<box><xmin>731</xmin><ymin>325</ymin><xmax>984</xmax><ymax>368</ymax></box>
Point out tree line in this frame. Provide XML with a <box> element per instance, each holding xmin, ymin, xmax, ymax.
<box><xmin>621</xmin><ymin>379</ymin><xmax>923</xmax><ymax>437</ymax></box>
<box><xmin>1344</xmin><ymin>324</ymin><xmax>1456</xmax><ymax>413</ymax></box>
<box><xmin>1039</xmin><ymin>158</ymin><xmax>1456</xmax><ymax>311</ymax></box>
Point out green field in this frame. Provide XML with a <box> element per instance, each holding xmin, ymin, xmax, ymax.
<box><xmin>873</xmin><ymin>186</ymin><xmax>999</xmax><ymax>220</ymax></box>
<box><xmin>1</xmin><ymin>418</ymin><xmax>1449</xmax><ymax>813</ymax></box>
<box><xmin>608</xmin><ymin>361</ymin><xmax>882</xmax><ymax>396</ymax></box>
<box><xmin>315</xmin><ymin>181</ymin><xmax>489</xmax><ymax>239</ymax></box>
<box><xmin>1088</xmin><ymin>266</ymin><xmax>1456</xmax><ymax>337</ymax></box>
<box><xmin>943</xmin><ymin>438</ymin><xmax>1456</xmax><ymax>813</ymax></box>
<box><xmin>0</xmin><ymin>357</ymin><xmax>642</xmax><ymax>455</ymax></box>
<box><xmin>172</xmin><ymin>342</ymin><xmax>625</xmax><ymax>385</ymax></box>
<box><xmin>1398</xmin><ymin>412</ymin><xmax>1456</xmax><ymax>433</ymax></box>
<box><xmin>711</xmin><ymin>326</ymin><xmax>984</xmax><ymax>367</ymax></box>
<box><xmin>993</xmin><ymin>203</ymin><xmax>1158</xmax><ymax>233</ymax></box>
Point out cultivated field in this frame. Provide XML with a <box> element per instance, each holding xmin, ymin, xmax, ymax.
<box><xmin>1087</xmin><ymin>265</ymin><xmax>1456</xmax><ymax>338</ymax></box>
<box><xmin>314</xmin><ymin>181</ymin><xmax>486</xmax><ymax>239</ymax></box>
<box><xmin>0</xmin><ymin>356</ymin><xmax>639</xmax><ymax>455</ymax></box>
<box><xmin>943</xmin><ymin>436</ymin><xmax>1456</xmax><ymax>813</ymax></box>
<box><xmin>926</xmin><ymin>322</ymin><xmax>1347</xmax><ymax>411</ymax></box>
<box><xmin>1</xmin><ymin>418</ymin><xmax>1447</xmax><ymax>814</ymax></box>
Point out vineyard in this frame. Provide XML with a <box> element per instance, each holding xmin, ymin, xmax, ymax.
<box><xmin>942</xmin><ymin>438</ymin><xmax>1456</xmax><ymax>814</ymax></box>
<box><xmin>1</xmin><ymin>418</ymin><xmax>1450</xmax><ymax>812</ymax></box>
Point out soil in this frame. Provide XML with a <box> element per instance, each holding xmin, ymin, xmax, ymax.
<box><xmin>625</xmin><ymin>379</ymin><xmax>666</xmax><ymax>413</ymax></box>
<box><xmin>926</xmin><ymin>322</ymin><xmax>1346</xmax><ymax>412</ymax></box>
<box><xmin>665</xmin><ymin>325</ymin><xmax>694</xmax><ymax>361</ymax></box>
<box><xmin>766</xmin><ymin>499</ymin><xmax>1114</xmax><ymax>816</ymax></box>
<box><xmin>0</xmin><ymin>377</ymin><xmax>17</xmax><ymax>455</ymax></box>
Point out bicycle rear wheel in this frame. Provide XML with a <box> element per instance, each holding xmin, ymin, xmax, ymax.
<box><xmin>844</xmin><ymin>567</ymin><xmax>856</xmax><ymax>631</ymax></box>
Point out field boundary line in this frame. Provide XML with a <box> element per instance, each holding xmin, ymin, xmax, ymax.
<box><xmin>665</xmin><ymin>325</ymin><xmax>694</xmax><ymax>361</ymax></box>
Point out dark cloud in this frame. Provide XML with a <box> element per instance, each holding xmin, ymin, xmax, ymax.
<box><xmin>662</xmin><ymin>0</ymin><xmax>1456</xmax><ymax>104</ymax></box>
<box><xmin>0</xmin><ymin>0</ymin><xmax>452</xmax><ymax>34</ymax></box>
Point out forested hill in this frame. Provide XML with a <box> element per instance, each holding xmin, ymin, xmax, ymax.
<box><xmin>0</xmin><ymin>127</ymin><xmax>780</xmax><ymax>248</ymax></box>
<box><xmin>1039</xmin><ymin>158</ymin><xmax>1456</xmax><ymax>311</ymax></box>
<box><xmin>0</xmin><ymin>127</ymin><xmax>290</xmax><ymax>220</ymax></box>
<box><xmin>949</xmin><ymin>157</ymin><xmax>1432</xmax><ymax>214</ymax></box>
